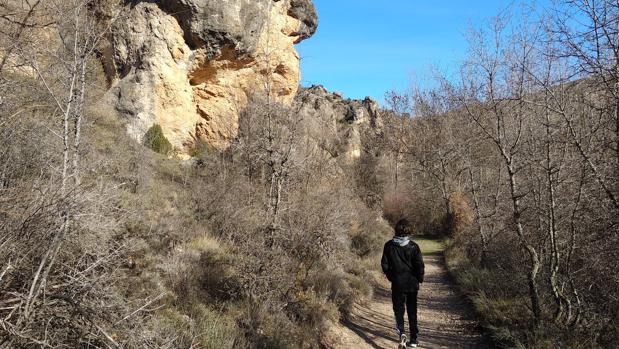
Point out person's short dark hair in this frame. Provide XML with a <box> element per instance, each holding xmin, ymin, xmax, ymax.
<box><xmin>394</xmin><ymin>218</ymin><xmax>410</xmax><ymax>236</ymax></box>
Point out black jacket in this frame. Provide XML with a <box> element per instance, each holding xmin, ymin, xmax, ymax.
<box><xmin>381</xmin><ymin>238</ymin><xmax>425</xmax><ymax>291</ymax></box>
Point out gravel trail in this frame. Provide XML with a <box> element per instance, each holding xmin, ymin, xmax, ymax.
<box><xmin>327</xmin><ymin>250</ymin><xmax>485</xmax><ymax>349</ymax></box>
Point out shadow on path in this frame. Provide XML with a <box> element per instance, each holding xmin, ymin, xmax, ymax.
<box><xmin>338</xmin><ymin>254</ymin><xmax>485</xmax><ymax>349</ymax></box>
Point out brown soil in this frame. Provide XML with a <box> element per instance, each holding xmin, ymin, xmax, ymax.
<box><xmin>326</xmin><ymin>254</ymin><xmax>485</xmax><ymax>349</ymax></box>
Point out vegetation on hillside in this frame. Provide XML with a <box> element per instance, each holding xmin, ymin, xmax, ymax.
<box><xmin>143</xmin><ymin>124</ymin><xmax>173</xmax><ymax>155</ymax></box>
<box><xmin>0</xmin><ymin>3</ymin><xmax>391</xmax><ymax>348</ymax></box>
<box><xmin>379</xmin><ymin>1</ymin><xmax>619</xmax><ymax>347</ymax></box>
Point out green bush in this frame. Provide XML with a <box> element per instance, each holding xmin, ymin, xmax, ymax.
<box><xmin>143</xmin><ymin>124</ymin><xmax>173</xmax><ymax>155</ymax></box>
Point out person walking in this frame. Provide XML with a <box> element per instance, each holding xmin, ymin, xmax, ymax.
<box><xmin>381</xmin><ymin>218</ymin><xmax>425</xmax><ymax>348</ymax></box>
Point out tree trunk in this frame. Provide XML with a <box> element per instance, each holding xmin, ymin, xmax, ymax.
<box><xmin>545</xmin><ymin>106</ymin><xmax>567</xmax><ymax>322</ymax></box>
<box><xmin>468</xmin><ymin>165</ymin><xmax>489</xmax><ymax>264</ymax></box>
<box><xmin>547</xmin><ymin>159</ymin><xmax>564</xmax><ymax>322</ymax></box>
<box><xmin>21</xmin><ymin>23</ymin><xmax>83</xmax><ymax>322</ymax></box>
<box><xmin>505</xmin><ymin>158</ymin><xmax>542</xmax><ymax>325</ymax></box>
<box><xmin>566</xmin><ymin>168</ymin><xmax>586</xmax><ymax>326</ymax></box>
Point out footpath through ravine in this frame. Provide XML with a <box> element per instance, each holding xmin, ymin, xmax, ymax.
<box><xmin>326</xmin><ymin>238</ymin><xmax>486</xmax><ymax>349</ymax></box>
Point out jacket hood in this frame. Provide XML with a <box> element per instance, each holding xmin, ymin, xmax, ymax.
<box><xmin>393</xmin><ymin>236</ymin><xmax>410</xmax><ymax>247</ymax></box>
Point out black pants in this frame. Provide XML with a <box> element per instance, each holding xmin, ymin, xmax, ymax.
<box><xmin>392</xmin><ymin>288</ymin><xmax>418</xmax><ymax>339</ymax></box>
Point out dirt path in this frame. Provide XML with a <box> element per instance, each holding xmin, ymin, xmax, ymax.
<box><xmin>328</xmin><ymin>243</ymin><xmax>484</xmax><ymax>349</ymax></box>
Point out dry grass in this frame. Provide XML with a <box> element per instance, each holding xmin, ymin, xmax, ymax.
<box><xmin>414</xmin><ymin>236</ymin><xmax>446</xmax><ymax>255</ymax></box>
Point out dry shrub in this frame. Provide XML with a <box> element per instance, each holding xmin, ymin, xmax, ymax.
<box><xmin>287</xmin><ymin>286</ymin><xmax>340</xmax><ymax>330</ymax></box>
<box><xmin>349</xmin><ymin>205</ymin><xmax>391</xmax><ymax>257</ymax></box>
<box><xmin>382</xmin><ymin>189</ymin><xmax>442</xmax><ymax>235</ymax></box>
<box><xmin>149</xmin><ymin>304</ymin><xmax>241</xmax><ymax>349</ymax></box>
<box><xmin>350</xmin><ymin>230</ymin><xmax>383</xmax><ymax>257</ymax></box>
<box><xmin>237</xmin><ymin>301</ymin><xmax>301</xmax><ymax>349</ymax></box>
<box><xmin>382</xmin><ymin>191</ymin><xmax>414</xmax><ymax>226</ymax></box>
<box><xmin>353</xmin><ymin>149</ymin><xmax>384</xmax><ymax>209</ymax></box>
<box><xmin>169</xmin><ymin>239</ymin><xmax>238</xmax><ymax>304</ymax></box>
<box><xmin>309</xmin><ymin>269</ymin><xmax>368</xmax><ymax>317</ymax></box>
<box><xmin>447</xmin><ymin>191</ymin><xmax>474</xmax><ymax>236</ymax></box>
<box><xmin>446</xmin><ymin>231</ymin><xmax>537</xmax><ymax>348</ymax></box>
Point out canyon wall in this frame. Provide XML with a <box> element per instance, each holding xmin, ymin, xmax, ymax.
<box><xmin>99</xmin><ymin>0</ymin><xmax>317</xmax><ymax>152</ymax></box>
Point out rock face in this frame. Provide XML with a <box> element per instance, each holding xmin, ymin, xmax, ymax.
<box><xmin>99</xmin><ymin>0</ymin><xmax>317</xmax><ymax>151</ymax></box>
<box><xmin>295</xmin><ymin>85</ymin><xmax>382</xmax><ymax>160</ymax></box>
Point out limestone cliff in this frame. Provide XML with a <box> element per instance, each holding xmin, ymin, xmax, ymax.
<box><xmin>295</xmin><ymin>85</ymin><xmax>382</xmax><ymax>160</ymax></box>
<box><xmin>99</xmin><ymin>0</ymin><xmax>317</xmax><ymax>152</ymax></box>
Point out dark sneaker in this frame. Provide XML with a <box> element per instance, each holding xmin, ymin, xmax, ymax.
<box><xmin>407</xmin><ymin>338</ymin><xmax>418</xmax><ymax>348</ymax></box>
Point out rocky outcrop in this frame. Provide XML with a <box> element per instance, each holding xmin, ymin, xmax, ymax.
<box><xmin>99</xmin><ymin>0</ymin><xmax>318</xmax><ymax>152</ymax></box>
<box><xmin>295</xmin><ymin>85</ymin><xmax>382</xmax><ymax>160</ymax></box>
<box><xmin>102</xmin><ymin>3</ymin><xmax>196</xmax><ymax>147</ymax></box>
<box><xmin>288</xmin><ymin>0</ymin><xmax>318</xmax><ymax>41</ymax></box>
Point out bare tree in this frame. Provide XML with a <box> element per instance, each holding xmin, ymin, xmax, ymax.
<box><xmin>0</xmin><ymin>1</ymin><xmax>157</xmax><ymax>347</ymax></box>
<box><xmin>384</xmin><ymin>91</ymin><xmax>412</xmax><ymax>191</ymax></box>
<box><xmin>553</xmin><ymin>0</ymin><xmax>619</xmax><ymax>209</ymax></box>
<box><xmin>378</xmin><ymin>2</ymin><xmax>619</xmax><ymax>345</ymax></box>
<box><xmin>458</xmin><ymin>14</ymin><xmax>546</xmax><ymax>324</ymax></box>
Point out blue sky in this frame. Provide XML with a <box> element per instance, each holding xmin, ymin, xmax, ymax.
<box><xmin>297</xmin><ymin>1</ymin><xmax>553</xmax><ymax>104</ymax></box>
